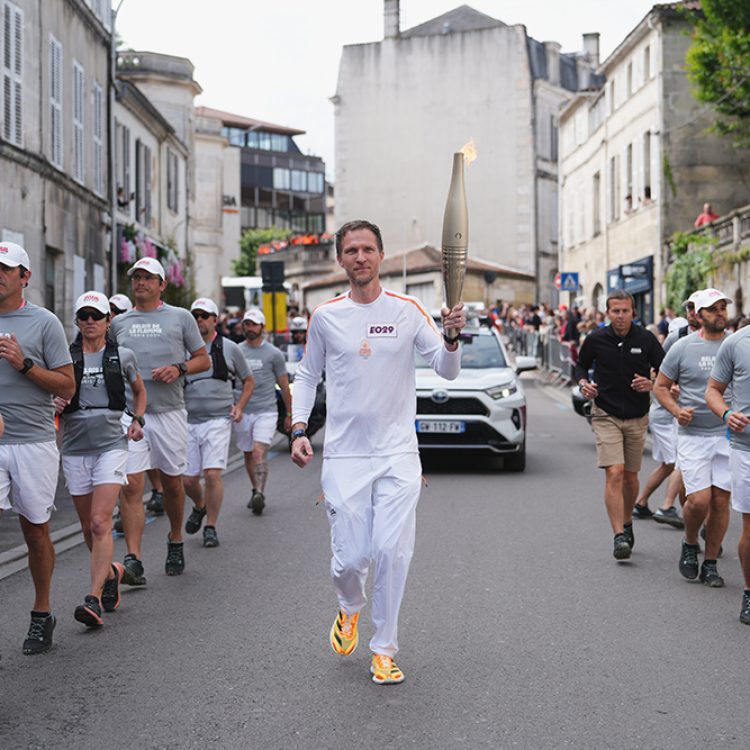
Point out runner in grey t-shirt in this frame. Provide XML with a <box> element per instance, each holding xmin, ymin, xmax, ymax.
<box><xmin>0</xmin><ymin>241</ymin><xmax>75</xmax><ymax>656</ymax></box>
<box><xmin>108</xmin><ymin>257</ymin><xmax>210</xmax><ymax>580</ymax></box>
<box><xmin>234</xmin><ymin>308</ymin><xmax>292</xmax><ymax>516</ymax></box>
<box><xmin>183</xmin><ymin>298</ymin><xmax>255</xmax><ymax>547</ymax></box>
<box><xmin>655</xmin><ymin>289</ymin><xmax>733</xmax><ymax>588</ymax></box>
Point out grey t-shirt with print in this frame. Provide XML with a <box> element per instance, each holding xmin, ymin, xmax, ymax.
<box><xmin>61</xmin><ymin>347</ymin><xmax>139</xmax><ymax>456</ymax></box>
<box><xmin>0</xmin><ymin>303</ymin><xmax>72</xmax><ymax>445</ymax></box>
<box><xmin>660</xmin><ymin>330</ymin><xmax>729</xmax><ymax>436</ymax></box>
<box><xmin>184</xmin><ymin>336</ymin><xmax>252</xmax><ymax>424</ymax></box>
<box><xmin>237</xmin><ymin>341</ymin><xmax>286</xmax><ymax>414</ymax></box>
<box><xmin>711</xmin><ymin>326</ymin><xmax>750</xmax><ymax>451</ymax></box>
<box><xmin>650</xmin><ymin>324</ymin><xmax>685</xmax><ymax>424</ymax></box>
<box><xmin>110</xmin><ymin>303</ymin><xmax>204</xmax><ymax>413</ymax></box>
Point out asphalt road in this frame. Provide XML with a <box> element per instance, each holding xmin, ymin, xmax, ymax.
<box><xmin>0</xmin><ymin>378</ymin><xmax>748</xmax><ymax>749</ymax></box>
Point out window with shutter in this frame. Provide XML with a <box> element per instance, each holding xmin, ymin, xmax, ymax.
<box><xmin>93</xmin><ymin>81</ymin><xmax>103</xmax><ymax>195</ymax></box>
<box><xmin>122</xmin><ymin>124</ymin><xmax>130</xmax><ymax>213</ymax></box>
<box><xmin>2</xmin><ymin>1</ymin><xmax>22</xmax><ymax>146</ymax></box>
<box><xmin>144</xmin><ymin>145</ymin><xmax>152</xmax><ymax>226</ymax></box>
<box><xmin>73</xmin><ymin>61</ymin><xmax>84</xmax><ymax>183</ymax></box>
<box><xmin>49</xmin><ymin>34</ymin><xmax>62</xmax><ymax>167</ymax></box>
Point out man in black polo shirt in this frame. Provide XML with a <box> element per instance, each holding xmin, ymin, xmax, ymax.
<box><xmin>574</xmin><ymin>290</ymin><xmax>664</xmax><ymax>561</ymax></box>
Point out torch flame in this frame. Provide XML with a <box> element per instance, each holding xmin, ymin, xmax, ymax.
<box><xmin>459</xmin><ymin>139</ymin><xmax>477</xmax><ymax>165</ymax></box>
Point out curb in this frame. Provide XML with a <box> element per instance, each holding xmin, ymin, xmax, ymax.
<box><xmin>0</xmin><ymin>436</ymin><xmax>288</xmax><ymax>582</ymax></box>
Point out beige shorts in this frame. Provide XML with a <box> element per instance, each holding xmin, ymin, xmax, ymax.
<box><xmin>591</xmin><ymin>405</ymin><xmax>649</xmax><ymax>472</ymax></box>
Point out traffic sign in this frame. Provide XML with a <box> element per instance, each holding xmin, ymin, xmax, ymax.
<box><xmin>559</xmin><ymin>272</ymin><xmax>579</xmax><ymax>292</ymax></box>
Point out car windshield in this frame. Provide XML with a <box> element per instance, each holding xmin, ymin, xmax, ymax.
<box><xmin>415</xmin><ymin>333</ymin><xmax>507</xmax><ymax>369</ymax></box>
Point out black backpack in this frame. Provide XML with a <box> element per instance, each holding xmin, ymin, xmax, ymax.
<box><xmin>63</xmin><ymin>335</ymin><xmax>126</xmax><ymax>414</ymax></box>
<box><xmin>210</xmin><ymin>335</ymin><xmax>229</xmax><ymax>382</ymax></box>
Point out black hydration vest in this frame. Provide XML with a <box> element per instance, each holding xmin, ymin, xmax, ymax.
<box><xmin>210</xmin><ymin>334</ymin><xmax>229</xmax><ymax>382</ymax></box>
<box><xmin>63</xmin><ymin>336</ymin><xmax>126</xmax><ymax>414</ymax></box>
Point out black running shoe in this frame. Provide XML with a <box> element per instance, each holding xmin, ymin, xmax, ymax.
<box><xmin>122</xmin><ymin>553</ymin><xmax>147</xmax><ymax>586</ymax></box>
<box><xmin>146</xmin><ymin>489</ymin><xmax>164</xmax><ymax>515</ymax></box>
<box><xmin>699</xmin><ymin>525</ymin><xmax>723</xmax><ymax>557</ymax></box>
<box><xmin>185</xmin><ymin>506</ymin><xmax>206</xmax><ymax>534</ymax></box>
<box><xmin>613</xmin><ymin>533</ymin><xmax>632</xmax><ymax>560</ymax></box>
<box><xmin>101</xmin><ymin>562</ymin><xmax>124</xmax><ymax>612</ymax></box>
<box><xmin>653</xmin><ymin>507</ymin><xmax>684</xmax><ymax>529</ymax></box>
<box><xmin>74</xmin><ymin>595</ymin><xmax>104</xmax><ymax>628</ymax></box>
<box><xmin>623</xmin><ymin>522</ymin><xmax>635</xmax><ymax>551</ymax></box>
<box><xmin>632</xmin><ymin>504</ymin><xmax>653</xmax><ymax>519</ymax></box>
<box><xmin>203</xmin><ymin>525</ymin><xmax>219</xmax><ymax>548</ymax></box>
<box><xmin>165</xmin><ymin>539</ymin><xmax>185</xmax><ymax>575</ymax></box>
<box><xmin>251</xmin><ymin>490</ymin><xmax>265</xmax><ymax>516</ymax></box>
<box><xmin>23</xmin><ymin>612</ymin><xmax>56</xmax><ymax>655</ymax></box>
<box><xmin>679</xmin><ymin>540</ymin><xmax>700</xmax><ymax>580</ymax></box>
<box><xmin>740</xmin><ymin>591</ymin><xmax>750</xmax><ymax>625</ymax></box>
<box><xmin>699</xmin><ymin>560</ymin><xmax>724</xmax><ymax>588</ymax></box>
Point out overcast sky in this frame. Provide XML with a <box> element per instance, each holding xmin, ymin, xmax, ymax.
<box><xmin>117</xmin><ymin>0</ymin><xmax>658</xmax><ymax>178</ymax></box>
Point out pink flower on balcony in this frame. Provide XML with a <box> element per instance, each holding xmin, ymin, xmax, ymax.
<box><xmin>142</xmin><ymin>237</ymin><xmax>157</xmax><ymax>258</ymax></box>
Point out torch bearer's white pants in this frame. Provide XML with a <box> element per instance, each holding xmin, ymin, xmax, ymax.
<box><xmin>321</xmin><ymin>452</ymin><xmax>422</xmax><ymax>658</ymax></box>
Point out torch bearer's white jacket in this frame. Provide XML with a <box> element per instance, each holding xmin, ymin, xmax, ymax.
<box><xmin>292</xmin><ymin>288</ymin><xmax>461</xmax><ymax>458</ymax></box>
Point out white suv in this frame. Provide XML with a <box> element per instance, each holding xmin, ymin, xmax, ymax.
<box><xmin>415</xmin><ymin>324</ymin><xmax>536</xmax><ymax>471</ymax></box>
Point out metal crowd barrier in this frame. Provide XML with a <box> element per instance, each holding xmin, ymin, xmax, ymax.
<box><xmin>499</xmin><ymin>322</ymin><xmax>574</xmax><ymax>384</ymax></box>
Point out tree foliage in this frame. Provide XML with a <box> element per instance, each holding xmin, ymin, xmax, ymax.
<box><xmin>686</xmin><ymin>0</ymin><xmax>750</xmax><ymax>146</ymax></box>
<box><xmin>665</xmin><ymin>231</ymin><xmax>717</xmax><ymax>311</ymax></box>
<box><xmin>232</xmin><ymin>227</ymin><xmax>290</xmax><ymax>277</ymax></box>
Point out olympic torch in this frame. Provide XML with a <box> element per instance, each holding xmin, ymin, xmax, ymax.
<box><xmin>441</xmin><ymin>142</ymin><xmax>475</xmax><ymax>339</ymax></box>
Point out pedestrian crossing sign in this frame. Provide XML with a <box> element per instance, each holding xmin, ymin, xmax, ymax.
<box><xmin>560</xmin><ymin>272</ymin><xmax>579</xmax><ymax>292</ymax></box>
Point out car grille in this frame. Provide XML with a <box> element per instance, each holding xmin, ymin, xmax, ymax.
<box><xmin>417</xmin><ymin>422</ymin><xmax>515</xmax><ymax>449</ymax></box>
<box><xmin>416</xmin><ymin>396</ymin><xmax>489</xmax><ymax>416</ymax></box>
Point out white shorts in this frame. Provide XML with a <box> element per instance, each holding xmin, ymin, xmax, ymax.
<box><xmin>62</xmin><ymin>449</ymin><xmax>129</xmax><ymax>495</ymax></box>
<box><xmin>145</xmin><ymin>409</ymin><xmax>189</xmax><ymax>476</ymax></box>
<box><xmin>235</xmin><ymin>412</ymin><xmax>277</xmax><ymax>452</ymax></box>
<box><xmin>651</xmin><ymin>419</ymin><xmax>677</xmax><ymax>465</ymax></box>
<box><xmin>185</xmin><ymin>418</ymin><xmax>232</xmax><ymax>475</ymax></box>
<box><xmin>677</xmin><ymin>432</ymin><xmax>731</xmax><ymax>495</ymax></box>
<box><xmin>0</xmin><ymin>441</ymin><xmax>60</xmax><ymax>524</ymax></box>
<box><xmin>121</xmin><ymin>413</ymin><xmax>151</xmax><ymax>476</ymax></box>
<box><xmin>729</xmin><ymin>448</ymin><xmax>750</xmax><ymax>514</ymax></box>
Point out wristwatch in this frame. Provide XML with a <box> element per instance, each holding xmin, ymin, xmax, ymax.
<box><xmin>174</xmin><ymin>362</ymin><xmax>188</xmax><ymax>376</ymax></box>
<box><xmin>443</xmin><ymin>333</ymin><xmax>460</xmax><ymax>345</ymax></box>
<box><xmin>19</xmin><ymin>357</ymin><xmax>34</xmax><ymax>375</ymax></box>
<box><xmin>291</xmin><ymin>428</ymin><xmax>307</xmax><ymax>442</ymax></box>
<box><xmin>131</xmin><ymin>414</ymin><xmax>145</xmax><ymax>427</ymax></box>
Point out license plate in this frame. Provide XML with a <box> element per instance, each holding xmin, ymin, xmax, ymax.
<box><xmin>416</xmin><ymin>420</ymin><xmax>465</xmax><ymax>433</ymax></box>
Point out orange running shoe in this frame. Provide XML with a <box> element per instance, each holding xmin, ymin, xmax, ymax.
<box><xmin>370</xmin><ymin>653</ymin><xmax>405</xmax><ymax>685</ymax></box>
<box><xmin>329</xmin><ymin>609</ymin><xmax>359</xmax><ymax>655</ymax></box>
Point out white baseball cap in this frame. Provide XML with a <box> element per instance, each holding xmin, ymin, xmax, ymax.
<box><xmin>243</xmin><ymin>308</ymin><xmax>265</xmax><ymax>325</ymax></box>
<box><xmin>290</xmin><ymin>316</ymin><xmax>308</xmax><ymax>331</ymax></box>
<box><xmin>127</xmin><ymin>257</ymin><xmax>165</xmax><ymax>279</ymax></box>
<box><xmin>667</xmin><ymin>316</ymin><xmax>688</xmax><ymax>334</ymax></box>
<box><xmin>0</xmin><ymin>241</ymin><xmax>30</xmax><ymax>270</ymax></box>
<box><xmin>682</xmin><ymin>290</ymin><xmax>703</xmax><ymax>309</ymax></box>
<box><xmin>109</xmin><ymin>294</ymin><xmax>133</xmax><ymax>313</ymax></box>
<box><xmin>75</xmin><ymin>291</ymin><xmax>110</xmax><ymax>316</ymax></box>
<box><xmin>693</xmin><ymin>288</ymin><xmax>733</xmax><ymax>313</ymax></box>
<box><xmin>190</xmin><ymin>297</ymin><xmax>219</xmax><ymax>316</ymax></box>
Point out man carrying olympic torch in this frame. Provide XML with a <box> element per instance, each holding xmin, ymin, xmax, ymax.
<box><xmin>290</xmin><ymin>150</ymin><xmax>472</xmax><ymax>685</ymax></box>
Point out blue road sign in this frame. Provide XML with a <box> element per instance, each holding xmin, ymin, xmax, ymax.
<box><xmin>560</xmin><ymin>272</ymin><xmax>579</xmax><ymax>292</ymax></box>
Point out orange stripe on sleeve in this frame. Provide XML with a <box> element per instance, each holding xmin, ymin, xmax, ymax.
<box><xmin>384</xmin><ymin>291</ymin><xmax>441</xmax><ymax>334</ymax></box>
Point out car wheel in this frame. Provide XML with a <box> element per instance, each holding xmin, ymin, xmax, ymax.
<box><xmin>504</xmin><ymin>441</ymin><xmax>526</xmax><ymax>472</ymax></box>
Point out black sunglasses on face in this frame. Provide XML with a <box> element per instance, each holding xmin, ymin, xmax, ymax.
<box><xmin>77</xmin><ymin>310</ymin><xmax>108</xmax><ymax>322</ymax></box>
<box><xmin>192</xmin><ymin>312</ymin><xmax>212</xmax><ymax>320</ymax></box>
<box><xmin>110</xmin><ymin>305</ymin><xmax>124</xmax><ymax>315</ymax></box>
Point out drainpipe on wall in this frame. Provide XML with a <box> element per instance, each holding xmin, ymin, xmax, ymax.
<box><xmin>109</xmin><ymin>1</ymin><xmax>125</xmax><ymax>296</ymax></box>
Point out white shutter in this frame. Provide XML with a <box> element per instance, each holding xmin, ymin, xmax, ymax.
<box><xmin>49</xmin><ymin>35</ymin><xmax>62</xmax><ymax>167</ymax></box>
<box><xmin>73</xmin><ymin>61</ymin><xmax>84</xmax><ymax>183</ymax></box>
<box><xmin>2</xmin><ymin>2</ymin><xmax>22</xmax><ymax>146</ymax></box>
<box><xmin>92</xmin><ymin>81</ymin><xmax>103</xmax><ymax>195</ymax></box>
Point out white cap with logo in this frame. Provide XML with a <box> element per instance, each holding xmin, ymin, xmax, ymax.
<box><xmin>75</xmin><ymin>291</ymin><xmax>110</xmax><ymax>315</ymax></box>
<box><xmin>682</xmin><ymin>290</ymin><xmax>703</xmax><ymax>309</ymax></box>
<box><xmin>0</xmin><ymin>241</ymin><xmax>30</xmax><ymax>270</ymax></box>
<box><xmin>109</xmin><ymin>294</ymin><xmax>133</xmax><ymax>313</ymax></box>
<box><xmin>190</xmin><ymin>298</ymin><xmax>219</xmax><ymax>316</ymax></box>
<box><xmin>667</xmin><ymin>316</ymin><xmax>689</xmax><ymax>334</ymax></box>
<box><xmin>243</xmin><ymin>308</ymin><xmax>265</xmax><ymax>325</ymax></box>
<box><xmin>693</xmin><ymin>288</ymin><xmax>733</xmax><ymax>313</ymax></box>
<box><xmin>290</xmin><ymin>316</ymin><xmax>308</xmax><ymax>331</ymax></box>
<box><xmin>127</xmin><ymin>257</ymin><xmax>165</xmax><ymax>279</ymax></box>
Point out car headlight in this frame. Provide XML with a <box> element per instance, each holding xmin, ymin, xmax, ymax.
<box><xmin>485</xmin><ymin>383</ymin><xmax>517</xmax><ymax>399</ymax></box>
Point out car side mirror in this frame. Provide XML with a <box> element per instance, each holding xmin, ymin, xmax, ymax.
<box><xmin>515</xmin><ymin>355</ymin><xmax>537</xmax><ymax>374</ymax></box>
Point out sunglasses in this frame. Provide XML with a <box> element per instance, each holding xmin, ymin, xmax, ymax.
<box><xmin>110</xmin><ymin>305</ymin><xmax>125</xmax><ymax>315</ymax></box>
<box><xmin>192</xmin><ymin>311</ymin><xmax>212</xmax><ymax>320</ymax></box>
<box><xmin>77</xmin><ymin>310</ymin><xmax>108</xmax><ymax>322</ymax></box>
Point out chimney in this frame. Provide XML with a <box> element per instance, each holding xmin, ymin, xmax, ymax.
<box><xmin>544</xmin><ymin>41</ymin><xmax>561</xmax><ymax>86</ymax></box>
<box><xmin>384</xmin><ymin>0</ymin><xmax>400</xmax><ymax>39</ymax></box>
<box><xmin>583</xmin><ymin>32</ymin><xmax>600</xmax><ymax>67</ymax></box>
